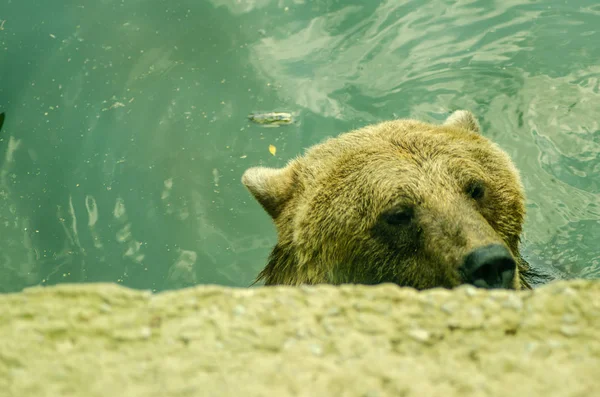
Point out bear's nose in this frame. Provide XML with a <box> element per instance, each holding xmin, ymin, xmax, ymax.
<box><xmin>461</xmin><ymin>244</ymin><xmax>516</xmax><ymax>289</ymax></box>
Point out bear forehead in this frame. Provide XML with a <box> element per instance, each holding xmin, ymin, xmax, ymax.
<box><xmin>299</xmin><ymin>120</ymin><xmax>509</xmax><ymax>183</ymax></box>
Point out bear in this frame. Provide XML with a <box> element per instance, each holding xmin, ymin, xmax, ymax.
<box><xmin>242</xmin><ymin>110</ymin><xmax>537</xmax><ymax>290</ymax></box>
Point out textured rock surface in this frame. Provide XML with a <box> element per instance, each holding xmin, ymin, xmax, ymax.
<box><xmin>1</xmin><ymin>280</ymin><xmax>599</xmax><ymax>397</ymax></box>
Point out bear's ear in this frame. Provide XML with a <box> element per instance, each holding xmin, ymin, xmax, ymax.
<box><xmin>443</xmin><ymin>110</ymin><xmax>481</xmax><ymax>133</ymax></box>
<box><xmin>242</xmin><ymin>164</ymin><xmax>296</xmax><ymax>219</ymax></box>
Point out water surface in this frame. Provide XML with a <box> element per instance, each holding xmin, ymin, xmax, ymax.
<box><xmin>0</xmin><ymin>0</ymin><xmax>599</xmax><ymax>292</ymax></box>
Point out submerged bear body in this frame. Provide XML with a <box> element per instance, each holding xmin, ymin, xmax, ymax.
<box><xmin>242</xmin><ymin>110</ymin><xmax>537</xmax><ymax>290</ymax></box>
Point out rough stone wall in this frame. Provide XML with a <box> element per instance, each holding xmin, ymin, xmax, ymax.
<box><xmin>1</xmin><ymin>280</ymin><xmax>599</xmax><ymax>397</ymax></box>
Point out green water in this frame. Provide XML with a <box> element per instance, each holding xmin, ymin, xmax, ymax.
<box><xmin>0</xmin><ymin>0</ymin><xmax>599</xmax><ymax>293</ymax></box>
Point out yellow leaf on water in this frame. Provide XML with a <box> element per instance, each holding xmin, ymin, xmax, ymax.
<box><xmin>268</xmin><ymin>144</ymin><xmax>276</xmax><ymax>156</ymax></box>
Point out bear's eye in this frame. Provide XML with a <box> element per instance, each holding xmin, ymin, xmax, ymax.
<box><xmin>381</xmin><ymin>206</ymin><xmax>414</xmax><ymax>226</ymax></box>
<box><xmin>466</xmin><ymin>181</ymin><xmax>486</xmax><ymax>200</ymax></box>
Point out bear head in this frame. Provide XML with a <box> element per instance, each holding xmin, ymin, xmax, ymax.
<box><xmin>242</xmin><ymin>110</ymin><xmax>531</xmax><ymax>290</ymax></box>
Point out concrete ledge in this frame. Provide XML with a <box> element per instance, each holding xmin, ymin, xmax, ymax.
<box><xmin>1</xmin><ymin>280</ymin><xmax>599</xmax><ymax>397</ymax></box>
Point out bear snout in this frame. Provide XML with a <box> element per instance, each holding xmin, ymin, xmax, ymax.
<box><xmin>460</xmin><ymin>244</ymin><xmax>517</xmax><ymax>289</ymax></box>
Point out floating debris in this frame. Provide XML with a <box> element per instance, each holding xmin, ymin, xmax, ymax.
<box><xmin>102</xmin><ymin>101</ymin><xmax>126</xmax><ymax>112</ymax></box>
<box><xmin>248</xmin><ymin>112</ymin><xmax>293</xmax><ymax>126</ymax></box>
<box><xmin>268</xmin><ymin>145</ymin><xmax>277</xmax><ymax>156</ymax></box>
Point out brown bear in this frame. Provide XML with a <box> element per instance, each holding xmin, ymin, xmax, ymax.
<box><xmin>242</xmin><ymin>110</ymin><xmax>536</xmax><ymax>290</ymax></box>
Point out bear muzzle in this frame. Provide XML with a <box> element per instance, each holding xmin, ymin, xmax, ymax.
<box><xmin>460</xmin><ymin>244</ymin><xmax>517</xmax><ymax>289</ymax></box>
